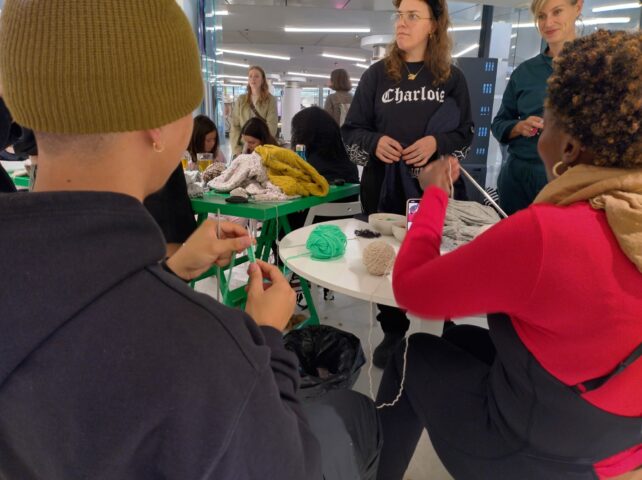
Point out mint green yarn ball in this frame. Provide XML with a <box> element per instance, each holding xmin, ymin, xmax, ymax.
<box><xmin>306</xmin><ymin>225</ymin><xmax>347</xmax><ymax>260</ymax></box>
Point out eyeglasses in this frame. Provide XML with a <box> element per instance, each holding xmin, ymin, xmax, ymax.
<box><xmin>391</xmin><ymin>11</ymin><xmax>434</xmax><ymax>24</ymax></box>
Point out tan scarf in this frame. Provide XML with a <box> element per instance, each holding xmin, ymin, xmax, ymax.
<box><xmin>534</xmin><ymin>164</ymin><xmax>642</xmax><ymax>272</ymax></box>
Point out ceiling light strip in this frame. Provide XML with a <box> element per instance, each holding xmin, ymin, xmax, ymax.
<box><xmin>592</xmin><ymin>3</ymin><xmax>641</xmax><ymax>12</ymax></box>
<box><xmin>285</xmin><ymin>27</ymin><xmax>371</xmax><ymax>33</ymax></box>
<box><xmin>215</xmin><ymin>48</ymin><xmax>290</xmax><ymax>61</ymax></box>
<box><xmin>322</xmin><ymin>53</ymin><xmax>367</xmax><ymax>62</ymax></box>
<box><xmin>209</xmin><ymin>59</ymin><xmax>249</xmax><ymax>68</ymax></box>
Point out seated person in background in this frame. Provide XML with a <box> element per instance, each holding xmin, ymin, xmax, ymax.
<box><xmin>286</xmin><ymin>106</ymin><xmax>361</xmax><ymax>232</ymax></box>
<box><xmin>291</xmin><ymin>106</ymin><xmax>359</xmax><ymax>185</ymax></box>
<box><xmin>0</xmin><ymin>97</ymin><xmax>20</xmax><ymax>192</ymax></box>
<box><xmin>376</xmin><ymin>30</ymin><xmax>642</xmax><ymax>480</ymax></box>
<box><xmin>0</xmin><ymin>98</ymin><xmax>38</xmax><ymax>192</ymax></box>
<box><xmin>0</xmin><ymin>1</ymin><xmax>379</xmax><ymax>479</ymax></box>
<box><xmin>239</xmin><ymin>116</ymin><xmax>278</xmax><ymax>155</ymax></box>
<box><xmin>188</xmin><ymin>114</ymin><xmax>227</xmax><ymax>164</ymax></box>
<box><xmin>143</xmin><ymin>164</ymin><xmax>197</xmax><ymax>256</ymax></box>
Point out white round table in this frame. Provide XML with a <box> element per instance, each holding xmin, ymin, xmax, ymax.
<box><xmin>279</xmin><ymin>218</ymin><xmax>401</xmax><ymax>307</ymax></box>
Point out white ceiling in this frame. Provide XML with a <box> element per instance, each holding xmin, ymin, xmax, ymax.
<box><xmin>213</xmin><ymin>1</ymin><xmax>497</xmax><ymax>83</ymax></box>
<box><xmin>209</xmin><ymin>0</ymin><xmax>640</xmax><ymax>87</ymax></box>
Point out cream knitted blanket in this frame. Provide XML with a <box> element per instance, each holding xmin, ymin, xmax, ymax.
<box><xmin>208</xmin><ymin>152</ymin><xmax>293</xmax><ymax>202</ymax></box>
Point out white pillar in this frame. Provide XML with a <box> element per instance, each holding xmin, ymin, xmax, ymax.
<box><xmin>281</xmin><ymin>76</ymin><xmax>306</xmax><ymax>143</ymax></box>
<box><xmin>361</xmin><ymin>35</ymin><xmax>394</xmax><ymax>64</ymax></box>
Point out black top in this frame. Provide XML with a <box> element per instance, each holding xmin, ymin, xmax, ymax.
<box><xmin>342</xmin><ymin>60</ymin><xmax>474</xmax><ymax>213</ymax></box>
<box><xmin>0</xmin><ymin>191</ymin><xmax>322</xmax><ymax>479</ymax></box>
<box><xmin>0</xmin><ymin>164</ymin><xmax>16</xmax><ymax>193</ymax></box>
<box><xmin>342</xmin><ymin>60</ymin><xmax>474</xmax><ymax>165</ymax></box>
<box><xmin>143</xmin><ymin>165</ymin><xmax>197</xmax><ymax>244</ymax></box>
<box><xmin>307</xmin><ymin>150</ymin><xmax>359</xmax><ymax>185</ymax></box>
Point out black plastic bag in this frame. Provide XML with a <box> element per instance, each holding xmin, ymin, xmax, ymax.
<box><xmin>284</xmin><ymin>326</ymin><xmax>366</xmax><ymax>400</ymax></box>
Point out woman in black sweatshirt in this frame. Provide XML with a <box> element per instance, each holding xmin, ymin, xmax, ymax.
<box><xmin>341</xmin><ymin>0</ymin><xmax>474</xmax><ymax>368</ymax></box>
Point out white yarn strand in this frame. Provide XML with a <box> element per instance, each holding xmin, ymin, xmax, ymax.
<box><xmin>275</xmin><ymin>204</ymin><xmax>280</xmax><ymax>262</ymax></box>
<box><xmin>448</xmin><ymin>157</ymin><xmax>454</xmax><ymax>199</ymax></box>
<box><xmin>362</xmin><ymin>252</ymin><xmax>410</xmax><ymax>410</ymax></box>
<box><xmin>367</xmin><ymin>301</ymin><xmax>377</xmax><ymax>400</ymax></box>
<box><xmin>376</xmin><ymin>336</ymin><xmax>409</xmax><ymax>409</ymax></box>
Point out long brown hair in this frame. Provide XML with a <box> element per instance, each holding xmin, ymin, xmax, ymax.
<box><xmin>240</xmin><ymin>117</ymin><xmax>278</xmax><ymax>147</ymax></box>
<box><xmin>244</xmin><ymin>66</ymin><xmax>271</xmax><ymax>106</ymax></box>
<box><xmin>188</xmin><ymin>114</ymin><xmax>219</xmax><ymax>160</ymax></box>
<box><xmin>384</xmin><ymin>0</ymin><xmax>452</xmax><ymax>85</ymax></box>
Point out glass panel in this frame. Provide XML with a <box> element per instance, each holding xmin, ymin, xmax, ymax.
<box><xmin>449</xmin><ymin>2</ymin><xmax>483</xmax><ymax>59</ymax></box>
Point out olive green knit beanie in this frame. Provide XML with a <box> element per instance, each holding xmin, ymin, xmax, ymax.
<box><xmin>0</xmin><ymin>0</ymin><xmax>203</xmax><ymax>134</ymax></box>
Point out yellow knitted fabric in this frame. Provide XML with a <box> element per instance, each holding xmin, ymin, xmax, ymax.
<box><xmin>0</xmin><ymin>0</ymin><xmax>203</xmax><ymax>134</ymax></box>
<box><xmin>255</xmin><ymin>145</ymin><xmax>330</xmax><ymax>197</ymax></box>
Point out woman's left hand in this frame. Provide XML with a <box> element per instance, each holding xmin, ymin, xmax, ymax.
<box><xmin>418</xmin><ymin>155</ymin><xmax>460</xmax><ymax>193</ymax></box>
<box><xmin>166</xmin><ymin>220</ymin><xmax>253</xmax><ymax>281</ymax></box>
<box><xmin>401</xmin><ymin>136</ymin><xmax>437</xmax><ymax>166</ymax></box>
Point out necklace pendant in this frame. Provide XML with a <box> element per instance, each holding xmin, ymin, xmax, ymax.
<box><xmin>407</xmin><ymin>73</ymin><xmax>416</xmax><ymax>80</ymax></box>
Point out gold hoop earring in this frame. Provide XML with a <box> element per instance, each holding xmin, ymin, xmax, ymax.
<box><xmin>552</xmin><ymin>161</ymin><xmax>566</xmax><ymax>178</ymax></box>
<box><xmin>152</xmin><ymin>142</ymin><xmax>165</xmax><ymax>153</ymax></box>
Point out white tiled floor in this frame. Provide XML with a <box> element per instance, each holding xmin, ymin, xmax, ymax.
<box><xmin>195</xmin><ymin>271</ymin><xmax>488</xmax><ymax>479</ymax></box>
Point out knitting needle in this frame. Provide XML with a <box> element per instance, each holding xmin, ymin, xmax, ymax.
<box><xmin>246</xmin><ymin>220</ymin><xmax>257</xmax><ymax>263</ymax></box>
<box><xmin>216</xmin><ymin>209</ymin><xmax>222</xmax><ymax>302</ymax></box>
<box><xmin>458</xmin><ymin>165</ymin><xmax>508</xmax><ymax>219</ymax></box>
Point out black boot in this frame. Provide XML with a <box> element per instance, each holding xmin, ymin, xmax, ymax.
<box><xmin>373</xmin><ymin>333</ymin><xmax>404</xmax><ymax>369</ymax></box>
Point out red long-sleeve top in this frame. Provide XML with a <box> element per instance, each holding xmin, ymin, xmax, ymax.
<box><xmin>392</xmin><ymin>186</ymin><xmax>642</xmax><ymax>479</ymax></box>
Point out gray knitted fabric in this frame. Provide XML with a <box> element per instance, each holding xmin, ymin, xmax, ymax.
<box><xmin>442</xmin><ymin>199</ymin><xmax>500</xmax><ymax>251</ymax></box>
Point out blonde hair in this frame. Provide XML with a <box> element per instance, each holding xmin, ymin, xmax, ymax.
<box><xmin>244</xmin><ymin>66</ymin><xmax>271</xmax><ymax>106</ymax></box>
<box><xmin>531</xmin><ymin>0</ymin><xmax>579</xmax><ymax>22</ymax></box>
<box><xmin>384</xmin><ymin>0</ymin><xmax>452</xmax><ymax>85</ymax></box>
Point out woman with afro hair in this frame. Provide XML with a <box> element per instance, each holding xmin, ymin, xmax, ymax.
<box><xmin>377</xmin><ymin>30</ymin><xmax>642</xmax><ymax>480</ymax></box>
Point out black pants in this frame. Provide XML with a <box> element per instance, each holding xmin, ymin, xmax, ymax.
<box><xmin>375</xmin><ymin>326</ymin><xmax>598</xmax><ymax>480</ymax></box>
<box><xmin>376</xmin><ymin>304</ymin><xmax>410</xmax><ymax>335</ymax></box>
<box><xmin>497</xmin><ymin>156</ymin><xmax>548</xmax><ymax>216</ymax></box>
<box><xmin>303</xmin><ymin>389</ymin><xmax>382</xmax><ymax>480</ymax></box>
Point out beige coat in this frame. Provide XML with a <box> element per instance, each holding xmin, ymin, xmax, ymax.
<box><xmin>323</xmin><ymin>91</ymin><xmax>353</xmax><ymax>126</ymax></box>
<box><xmin>230</xmin><ymin>93</ymin><xmax>278</xmax><ymax>155</ymax></box>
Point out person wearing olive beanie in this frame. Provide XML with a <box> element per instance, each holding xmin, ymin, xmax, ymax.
<box><xmin>0</xmin><ymin>2</ymin><xmax>382</xmax><ymax>479</ymax></box>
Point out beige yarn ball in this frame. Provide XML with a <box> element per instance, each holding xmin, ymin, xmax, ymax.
<box><xmin>362</xmin><ymin>240</ymin><xmax>396</xmax><ymax>276</ymax></box>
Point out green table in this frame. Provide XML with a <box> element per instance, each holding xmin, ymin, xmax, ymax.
<box><xmin>190</xmin><ymin>184</ymin><xmax>360</xmax><ymax>326</ymax></box>
<box><xmin>11</xmin><ymin>174</ymin><xmax>29</xmax><ymax>189</ymax></box>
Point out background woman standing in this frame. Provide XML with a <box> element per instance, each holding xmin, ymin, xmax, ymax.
<box><xmin>491</xmin><ymin>0</ymin><xmax>583</xmax><ymax>215</ymax></box>
<box><xmin>230</xmin><ymin>66</ymin><xmax>278</xmax><ymax>156</ymax></box>
<box><xmin>323</xmin><ymin>68</ymin><xmax>353</xmax><ymax>126</ymax></box>
<box><xmin>341</xmin><ymin>0</ymin><xmax>474</xmax><ymax>368</ymax></box>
